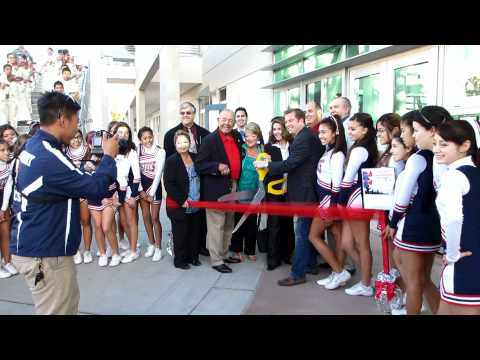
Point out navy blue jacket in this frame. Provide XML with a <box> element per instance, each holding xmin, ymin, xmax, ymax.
<box><xmin>10</xmin><ymin>129</ymin><xmax>117</xmax><ymax>257</ymax></box>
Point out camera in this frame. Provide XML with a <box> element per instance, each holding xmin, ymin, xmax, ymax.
<box><xmin>91</xmin><ymin>130</ymin><xmax>112</xmax><ymax>155</ymax></box>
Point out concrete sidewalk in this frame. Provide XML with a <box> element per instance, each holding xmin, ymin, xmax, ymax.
<box><xmin>0</xmin><ymin>212</ymin><xmax>443</xmax><ymax>315</ymax></box>
<box><xmin>245</xmin><ymin>223</ymin><xmax>443</xmax><ymax>315</ymax></box>
<box><xmin>0</xmin><ymin>204</ymin><xmax>264</xmax><ymax>315</ymax></box>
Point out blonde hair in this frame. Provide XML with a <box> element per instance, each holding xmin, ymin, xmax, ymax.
<box><xmin>244</xmin><ymin>122</ymin><xmax>263</xmax><ymax>143</ymax></box>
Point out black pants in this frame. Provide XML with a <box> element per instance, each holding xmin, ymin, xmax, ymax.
<box><xmin>171</xmin><ymin>211</ymin><xmax>201</xmax><ymax>267</ymax></box>
<box><xmin>230</xmin><ymin>212</ymin><xmax>257</xmax><ymax>255</ymax></box>
<box><xmin>267</xmin><ymin>196</ymin><xmax>295</xmax><ymax>267</ymax></box>
<box><xmin>198</xmin><ymin>209</ymin><xmax>208</xmax><ymax>251</ymax></box>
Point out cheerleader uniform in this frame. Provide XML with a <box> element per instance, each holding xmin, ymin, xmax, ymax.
<box><xmin>316</xmin><ymin>145</ymin><xmax>345</xmax><ymax>208</ymax></box>
<box><xmin>138</xmin><ymin>144</ymin><xmax>166</xmax><ymax>205</ymax></box>
<box><xmin>437</xmin><ymin>157</ymin><xmax>480</xmax><ymax>306</ymax></box>
<box><xmin>65</xmin><ymin>144</ymin><xmax>89</xmax><ymax>204</ymax></box>
<box><xmin>389</xmin><ymin>150</ymin><xmax>441</xmax><ymax>253</ymax></box>
<box><xmin>0</xmin><ymin>161</ymin><xmax>13</xmax><ymax>212</ymax></box>
<box><xmin>65</xmin><ymin>144</ymin><xmax>88</xmax><ymax>168</ymax></box>
<box><xmin>339</xmin><ymin>146</ymin><xmax>375</xmax><ymax>208</ymax></box>
<box><xmin>115</xmin><ymin>149</ymin><xmax>142</xmax><ymax>204</ymax></box>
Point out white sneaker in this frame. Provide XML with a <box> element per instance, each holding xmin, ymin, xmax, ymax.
<box><xmin>98</xmin><ymin>254</ymin><xmax>108</xmax><ymax>267</ymax></box>
<box><xmin>109</xmin><ymin>254</ymin><xmax>122</xmax><ymax>267</ymax></box>
<box><xmin>119</xmin><ymin>239</ymin><xmax>129</xmax><ymax>250</ymax></box>
<box><xmin>83</xmin><ymin>251</ymin><xmax>93</xmax><ymax>264</ymax></box>
<box><xmin>121</xmin><ymin>251</ymin><xmax>139</xmax><ymax>264</ymax></box>
<box><xmin>73</xmin><ymin>251</ymin><xmax>83</xmax><ymax>265</ymax></box>
<box><xmin>152</xmin><ymin>248</ymin><xmax>162</xmax><ymax>262</ymax></box>
<box><xmin>325</xmin><ymin>270</ymin><xmax>351</xmax><ymax>290</ymax></box>
<box><xmin>345</xmin><ymin>281</ymin><xmax>374</xmax><ymax>296</ymax></box>
<box><xmin>145</xmin><ymin>244</ymin><xmax>155</xmax><ymax>257</ymax></box>
<box><xmin>0</xmin><ymin>267</ymin><xmax>12</xmax><ymax>279</ymax></box>
<box><xmin>120</xmin><ymin>249</ymin><xmax>130</xmax><ymax>257</ymax></box>
<box><xmin>3</xmin><ymin>262</ymin><xmax>18</xmax><ymax>275</ymax></box>
<box><xmin>316</xmin><ymin>272</ymin><xmax>335</xmax><ymax>287</ymax></box>
<box><xmin>391</xmin><ymin>307</ymin><xmax>407</xmax><ymax>315</ymax></box>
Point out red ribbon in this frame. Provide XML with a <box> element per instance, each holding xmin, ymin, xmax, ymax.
<box><xmin>166</xmin><ymin>198</ymin><xmax>381</xmax><ymax>221</ymax></box>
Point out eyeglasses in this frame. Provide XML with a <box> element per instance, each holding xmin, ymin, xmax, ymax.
<box><xmin>180</xmin><ymin>111</ymin><xmax>192</xmax><ymax>115</ymax></box>
<box><xmin>73</xmin><ymin>136</ymin><xmax>82</xmax><ymax>140</ymax></box>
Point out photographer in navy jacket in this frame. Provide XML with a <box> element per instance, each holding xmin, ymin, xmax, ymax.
<box><xmin>10</xmin><ymin>92</ymin><xmax>119</xmax><ymax>315</ymax></box>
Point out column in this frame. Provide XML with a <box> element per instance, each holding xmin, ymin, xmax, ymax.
<box><xmin>135</xmin><ymin>89</ymin><xmax>145</xmax><ymax>134</ymax></box>
<box><xmin>159</xmin><ymin>45</ymin><xmax>180</xmax><ymax>147</ymax></box>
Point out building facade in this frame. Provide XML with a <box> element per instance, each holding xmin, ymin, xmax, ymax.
<box><xmin>130</xmin><ymin>45</ymin><xmax>480</xmax><ymax>146</ymax></box>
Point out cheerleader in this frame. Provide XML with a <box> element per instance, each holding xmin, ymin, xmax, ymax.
<box><xmin>376</xmin><ymin>113</ymin><xmax>405</xmax><ymax>290</ymax></box>
<box><xmin>64</xmin><ymin>129</ymin><xmax>94</xmax><ymax>265</ymax></box>
<box><xmin>376</xmin><ymin>113</ymin><xmax>405</xmax><ymax>176</ymax></box>
<box><xmin>310</xmin><ymin>114</ymin><xmax>351</xmax><ymax>290</ymax></box>
<box><xmin>0</xmin><ymin>124</ymin><xmax>18</xmax><ymax>159</ymax></box>
<box><xmin>339</xmin><ymin>112</ymin><xmax>378</xmax><ymax>296</ymax></box>
<box><xmin>113</xmin><ymin>122</ymin><xmax>142</xmax><ymax>264</ymax></box>
<box><xmin>137</xmin><ymin>126</ymin><xmax>165</xmax><ymax>262</ymax></box>
<box><xmin>0</xmin><ymin>139</ymin><xmax>17</xmax><ymax>278</ymax></box>
<box><xmin>433</xmin><ymin>121</ymin><xmax>480</xmax><ymax>315</ymax></box>
<box><xmin>86</xmin><ymin>147</ymin><xmax>122</xmax><ymax>268</ymax></box>
<box><xmin>384</xmin><ymin>108</ymin><xmax>447</xmax><ymax>315</ymax></box>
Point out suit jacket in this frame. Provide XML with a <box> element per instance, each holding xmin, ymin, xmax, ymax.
<box><xmin>263</xmin><ymin>143</ymin><xmax>284</xmax><ymax>202</ymax></box>
<box><xmin>268</xmin><ymin>126</ymin><xmax>324</xmax><ymax>203</ymax></box>
<box><xmin>163</xmin><ymin>123</ymin><xmax>210</xmax><ymax>159</ymax></box>
<box><xmin>164</xmin><ymin>152</ymin><xmax>197</xmax><ymax>220</ymax></box>
<box><xmin>195</xmin><ymin>129</ymin><xmax>244</xmax><ymax>201</ymax></box>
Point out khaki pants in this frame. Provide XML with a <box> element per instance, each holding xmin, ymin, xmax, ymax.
<box><xmin>206</xmin><ymin>182</ymin><xmax>237</xmax><ymax>266</ymax></box>
<box><xmin>12</xmin><ymin>255</ymin><xmax>80</xmax><ymax>315</ymax></box>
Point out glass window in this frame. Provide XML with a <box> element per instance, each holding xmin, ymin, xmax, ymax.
<box><xmin>321</xmin><ymin>74</ymin><xmax>342</xmax><ymax>113</ymax></box>
<box><xmin>288</xmin><ymin>87</ymin><xmax>300</xmax><ymax>109</ymax></box>
<box><xmin>354</xmin><ymin>73</ymin><xmax>381</xmax><ymax>121</ymax></box>
<box><xmin>273</xmin><ymin>90</ymin><xmax>287</xmax><ymax>116</ymax></box>
<box><xmin>274</xmin><ymin>45</ymin><xmax>304</xmax><ymax>63</ymax></box>
<box><xmin>346</xmin><ymin>45</ymin><xmax>387</xmax><ymax>58</ymax></box>
<box><xmin>274</xmin><ymin>61</ymin><xmax>303</xmax><ymax>82</ymax></box>
<box><xmin>393</xmin><ymin>62</ymin><xmax>428</xmax><ymax>114</ymax></box>
<box><xmin>443</xmin><ymin>45</ymin><xmax>480</xmax><ymax>110</ymax></box>
<box><xmin>306</xmin><ymin>81</ymin><xmax>321</xmax><ymax>105</ymax></box>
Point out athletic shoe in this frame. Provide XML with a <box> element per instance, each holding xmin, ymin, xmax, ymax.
<box><xmin>391</xmin><ymin>307</ymin><xmax>407</xmax><ymax>315</ymax></box>
<box><xmin>119</xmin><ymin>239</ymin><xmax>130</xmax><ymax>250</ymax></box>
<box><xmin>83</xmin><ymin>251</ymin><xmax>93</xmax><ymax>264</ymax></box>
<box><xmin>324</xmin><ymin>270</ymin><xmax>351</xmax><ymax>290</ymax></box>
<box><xmin>121</xmin><ymin>251</ymin><xmax>139</xmax><ymax>264</ymax></box>
<box><xmin>98</xmin><ymin>255</ymin><xmax>108</xmax><ymax>267</ymax></box>
<box><xmin>120</xmin><ymin>249</ymin><xmax>130</xmax><ymax>257</ymax></box>
<box><xmin>73</xmin><ymin>251</ymin><xmax>83</xmax><ymax>265</ymax></box>
<box><xmin>0</xmin><ymin>267</ymin><xmax>12</xmax><ymax>279</ymax></box>
<box><xmin>109</xmin><ymin>254</ymin><xmax>122</xmax><ymax>267</ymax></box>
<box><xmin>145</xmin><ymin>244</ymin><xmax>155</xmax><ymax>257</ymax></box>
<box><xmin>316</xmin><ymin>272</ymin><xmax>335</xmax><ymax>287</ymax></box>
<box><xmin>345</xmin><ymin>281</ymin><xmax>374</xmax><ymax>296</ymax></box>
<box><xmin>3</xmin><ymin>262</ymin><xmax>18</xmax><ymax>275</ymax></box>
<box><xmin>152</xmin><ymin>248</ymin><xmax>162</xmax><ymax>262</ymax></box>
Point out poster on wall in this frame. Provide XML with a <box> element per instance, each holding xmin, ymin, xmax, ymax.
<box><xmin>361</xmin><ymin>167</ymin><xmax>395</xmax><ymax>210</ymax></box>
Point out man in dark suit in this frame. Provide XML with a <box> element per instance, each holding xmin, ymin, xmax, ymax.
<box><xmin>163</xmin><ymin>101</ymin><xmax>211</xmax><ymax>256</ymax></box>
<box><xmin>255</xmin><ymin>108</ymin><xmax>325</xmax><ymax>286</ymax></box>
<box><xmin>195</xmin><ymin>109</ymin><xmax>244</xmax><ymax>273</ymax></box>
<box><xmin>163</xmin><ymin>102</ymin><xmax>210</xmax><ymax>158</ymax></box>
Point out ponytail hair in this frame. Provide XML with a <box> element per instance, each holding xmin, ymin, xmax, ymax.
<box><xmin>347</xmin><ymin>112</ymin><xmax>379</xmax><ymax>165</ymax></box>
<box><xmin>436</xmin><ymin>120</ymin><xmax>480</xmax><ymax>166</ymax></box>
